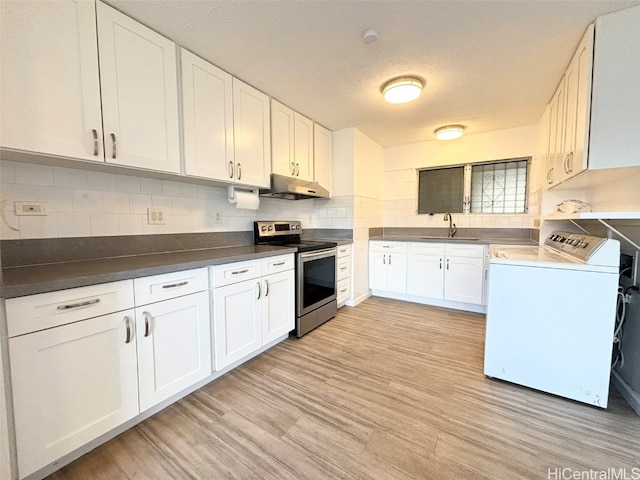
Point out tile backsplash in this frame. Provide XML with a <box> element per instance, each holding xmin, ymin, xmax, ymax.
<box><xmin>0</xmin><ymin>160</ymin><xmax>352</xmax><ymax>240</ymax></box>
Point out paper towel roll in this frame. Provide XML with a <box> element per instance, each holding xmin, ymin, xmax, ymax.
<box><xmin>228</xmin><ymin>187</ymin><xmax>260</xmax><ymax>210</ymax></box>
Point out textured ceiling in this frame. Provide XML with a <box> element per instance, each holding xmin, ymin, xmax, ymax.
<box><xmin>107</xmin><ymin>0</ymin><xmax>640</xmax><ymax>148</ymax></box>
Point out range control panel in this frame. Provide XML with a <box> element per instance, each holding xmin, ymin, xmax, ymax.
<box><xmin>544</xmin><ymin>231</ymin><xmax>608</xmax><ymax>262</ymax></box>
<box><xmin>254</xmin><ymin>221</ymin><xmax>301</xmax><ymax>238</ymax></box>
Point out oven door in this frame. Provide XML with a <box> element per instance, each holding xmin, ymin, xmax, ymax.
<box><xmin>297</xmin><ymin>248</ymin><xmax>337</xmax><ymax>316</ymax></box>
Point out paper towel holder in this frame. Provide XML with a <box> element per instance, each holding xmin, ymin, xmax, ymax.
<box><xmin>228</xmin><ymin>185</ymin><xmax>259</xmax><ymax>206</ymax></box>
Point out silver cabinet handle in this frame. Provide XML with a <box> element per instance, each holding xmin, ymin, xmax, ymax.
<box><xmin>340</xmin><ymin>266</ymin><xmax>347</xmax><ymax>271</ymax></box>
<box><xmin>383</xmin><ymin>254</ymin><xmax>386</xmax><ymax>265</ymax></box>
<box><xmin>125</xmin><ymin>316</ymin><xmax>132</xmax><ymax>344</ymax></box>
<box><xmin>446</xmin><ymin>259</ymin><xmax>450</xmax><ymax>270</ymax></box>
<box><xmin>237</xmin><ymin>163</ymin><xmax>242</xmax><ymax>180</ymax></box>
<box><xmin>229</xmin><ymin>161</ymin><xmax>234</xmax><ymax>179</ymax></box>
<box><xmin>340</xmin><ymin>288</ymin><xmax>347</xmax><ymax>293</ymax></box>
<box><xmin>110</xmin><ymin>133</ymin><xmax>117</xmax><ymax>159</ymax></box>
<box><xmin>92</xmin><ymin>129</ymin><xmax>99</xmax><ymax>156</ymax></box>
<box><xmin>272</xmin><ymin>261</ymin><xmax>285</xmax><ymax>266</ymax></box>
<box><xmin>567</xmin><ymin>152</ymin><xmax>574</xmax><ymax>173</ymax></box>
<box><xmin>264</xmin><ymin>279</ymin><xmax>269</xmax><ymax>297</ymax></box>
<box><xmin>295</xmin><ymin>163</ymin><xmax>300</xmax><ymax>176</ymax></box>
<box><xmin>382</xmin><ymin>245</ymin><xmax>391</xmax><ymax>249</ymax></box>
<box><xmin>439</xmin><ymin>258</ymin><xmax>442</xmax><ymax>269</ymax></box>
<box><xmin>57</xmin><ymin>298</ymin><xmax>100</xmax><ymax>310</ymax></box>
<box><xmin>232</xmin><ymin>269</ymin><xmax>249</xmax><ymax>275</ymax></box>
<box><xmin>143</xmin><ymin>311</ymin><xmax>151</xmax><ymax>337</ymax></box>
<box><xmin>256</xmin><ymin>281</ymin><xmax>261</xmax><ymax>300</ymax></box>
<box><xmin>389</xmin><ymin>254</ymin><xmax>392</xmax><ymax>265</ymax></box>
<box><xmin>290</xmin><ymin>162</ymin><xmax>296</xmax><ymax>175</ymax></box>
<box><xmin>162</xmin><ymin>281</ymin><xmax>188</xmax><ymax>289</ymax></box>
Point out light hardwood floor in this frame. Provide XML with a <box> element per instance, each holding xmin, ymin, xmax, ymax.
<box><xmin>49</xmin><ymin>297</ymin><xmax>640</xmax><ymax>479</ymax></box>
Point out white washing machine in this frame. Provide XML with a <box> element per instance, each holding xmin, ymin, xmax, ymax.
<box><xmin>484</xmin><ymin>231</ymin><xmax>620</xmax><ymax>408</ymax></box>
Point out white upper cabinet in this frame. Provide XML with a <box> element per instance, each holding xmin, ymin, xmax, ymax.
<box><xmin>0</xmin><ymin>0</ymin><xmax>103</xmax><ymax>161</ymax></box>
<box><xmin>181</xmin><ymin>49</ymin><xmax>235</xmax><ymax>181</ymax></box>
<box><xmin>590</xmin><ymin>5</ymin><xmax>640</xmax><ymax>170</ymax></box>
<box><xmin>271</xmin><ymin>99</ymin><xmax>296</xmax><ymax>177</ymax></box>
<box><xmin>314</xmin><ymin>123</ymin><xmax>332</xmax><ymax>193</ymax></box>
<box><xmin>97</xmin><ymin>1</ymin><xmax>181</xmax><ymax>173</ymax></box>
<box><xmin>232</xmin><ymin>78</ymin><xmax>271</xmax><ymax>188</ymax></box>
<box><xmin>294</xmin><ymin>113</ymin><xmax>314</xmax><ymax>181</ymax></box>
<box><xmin>558</xmin><ymin>24</ymin><xmax>594</xmax><ymax>183</ymax></box>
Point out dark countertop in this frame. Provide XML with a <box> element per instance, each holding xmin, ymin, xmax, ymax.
<box><xmin>369</xmin><ymin>235</ymin><xmax>538</xmax><ymax>246</ymax></box>
<box><xmin>1</xmin><ymin>245</ymin><xmax>296</xmax><ymax>299</ymax></box>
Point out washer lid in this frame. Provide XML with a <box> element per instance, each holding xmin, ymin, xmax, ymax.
<box><xmin>489</xmin><ymin>245</ymin><xmax>617</xmax><ymax>273</ymax></box>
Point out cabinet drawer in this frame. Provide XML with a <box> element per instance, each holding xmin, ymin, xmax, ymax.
<box><xmin>337</xmin><ymin>244</ymin><xmax>351</xmax><ymax>258</ymax></box>
<box><xmin>211</xmin><ymin>259</ymin><xmax>261</xmax><ymax>287</ymax></box>
<box><xmin>262</xmin><ymin>254</ymin><xmax>295</xmax><ymax>275</ymax></box>
<box><xmin>445</xmin><ymin>244</ymin><xmax>486</xmax><ymax>258</ymax></box>
<box><xmin>370</xmin><ymin>241</ymin><xmax>407</xmax><ymax>253</ymax></box>
<box><xmin>409</xmin><ymin>242</ymin><xmax>445</xmax><ymax>255</ymax></box>
<box><xmin>6</xmin><ymin>280</ymin><xmax>134</xmax><ymax>338</ymax></box>
<box><xmin>337</xmin><ymin>278</ymin><xmax>350</xmax><ymax>303</ymax></box>
<box><xmin>134</xmin><ymin>268</ymin><xmax>208</xmax><ymax>306</ymax></box>
<box><xmin>337</xmin><ymin>257</ymin><xmax>351</xmax><ymax>281</ymax></box>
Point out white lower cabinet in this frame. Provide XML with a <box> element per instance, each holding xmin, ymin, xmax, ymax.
<box><xmin>212</xmin><ymin>254</ymin><xmax>294</xmax><ymax>371</ymax></box>
<box><xmin>135</xmin><ymin>291</ymin><xmax>211</xmax><ymax>412</ymax></box>
<box><xmin>337</xmin><ymin>244</ymin><xmax>352</xmax><ymax>306</ymax></box>
<box><xmin>9</xmin><ymin>309</ymin><xmax>138</xmax><ymax>479</ymax></box>
<box><xmin>369</xmin><ymin>242</ymin><xmax>407</xmax><ymax>294</ymax></box>
<box><xmin>372</xmin><ymin>241</ymin><xmax>487</xmax><ymax>311</ymax></box>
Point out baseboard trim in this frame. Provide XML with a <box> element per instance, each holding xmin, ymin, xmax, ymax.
<box><xmin>346</xmin><ymin>290</ymin><xmax>371</xmax><ymax>307</ymax></box>
<box><xmin>611</xmin><ymin>369</ymin><xmax>640</xmax><ymax>416</ymax></box>
<box><xmin>370</xmin><ymin>290</ymin><xmax>487</xmax><ymax>314</ymax></box>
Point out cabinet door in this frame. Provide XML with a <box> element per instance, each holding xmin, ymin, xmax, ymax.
<box><xmin>262</xmin><ymin>270</ymin><xmax>295</xmax><ymax>344</ymax></box>
<box><xmin>232</xmin><ymin>78</ymin><xmax>271</xmax><ymax>188</ymax></box>
<box><xmin>444</xmin><ymin>255</ymin><xmax>484</xmax><ymax>305</ymax></box>
<box><xmin>294</xmin><ymin>112</ymin><xmax>314</xmax><ymax>181</ymax></box>
<box><xmin>97</xmin><ymin>1</ymin><xmax>180</xmax><ymax>173</ymax></box>
<box><xmin>387</xmin><ymin>253</ymin><xmax>407</xmax><ymax>294</ymax></box>
<box><xmin>213</xmin><ymin>279</ymin><xmax>262</xmax><ymax>370</ymax></box>
<box><xmin>9</xmin><ymin>310</ymin><xmax>138</xmax><ymax>478</ymax></box>
<box><xmin>314</xmin><ymin>123</ymin><xmax>332</xmax><ymax>193</ymax></box>
<box><xmin>547</xmin><ymin>80</ymin><xmax>565</xmax><ymax>186</ymax></box>
<box><xmin>271</xmin><ymin>99</ymin><xmax>295</xmax><ymax>177</ymax></box>
<box><xmin>181</xmin><ymin>49</ymin><xmax>234</xmax><ymax>181</ymax></box>
<box><xmin>407</xmin><ymin>254</ymin><xmax>444</xmax><ymax>299</ymax></box>
<box><xmin>136</xmin><ymin>292</ymin><xmax>211</xmax><ymax>412</ymax></box>
<box><xmin>369</xmin><ymin>251</ymin><xmax>388</xmax><ymax>291</ymax></box>
<box><xmin>0</xmin><ymin>0</ymin><xmax>103</xmax><ymax>161</ymax></box>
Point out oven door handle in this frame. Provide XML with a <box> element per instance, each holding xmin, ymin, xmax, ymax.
<box><xmin>299</xmin><ymin>248</ymin><xmax>337</xmax><ymax>260</ymax></box>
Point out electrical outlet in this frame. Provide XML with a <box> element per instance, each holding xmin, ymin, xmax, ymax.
<box><xmin>147</xmin><ymin>207</ymin><xmax>165</xmax><ymax>225</ymax></box>
<box><xmin>214</xmin><ymin>210</ymin><xmax>222</xmax><ymax>224</ymax></box>
<box><xmin>15</xmin><ymin>201</ymin><xmax>47</xmax><ymax>216</ymax></box>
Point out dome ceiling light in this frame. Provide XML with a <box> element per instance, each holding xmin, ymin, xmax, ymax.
<box><xmin>381</xmin><ymin>76</ymin><xmax>424</xmax><ymax>104</ymax></box>
<box><xmin>434</xmin><ymin>125</ymin><xmax>465</xmax><ymax>140</ymax></box>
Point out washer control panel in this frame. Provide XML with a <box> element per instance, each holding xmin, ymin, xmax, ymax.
<box><xmin>544</xmin><ymin>231</ymin><xmax>607</xmax><ymax>262</ymax></box>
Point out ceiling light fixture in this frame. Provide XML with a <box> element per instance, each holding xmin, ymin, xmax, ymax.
<box><xmin>381</xmin><ymin>76</ymin><xmax>424</xmax><ymax>104</ymax></box>
<box><xmin>434</xmin><ymin>125</ymin><xmax>465</xmax><ymax>140</ymax></box>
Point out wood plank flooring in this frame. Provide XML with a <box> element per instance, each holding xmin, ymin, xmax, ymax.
<box><xmin>48</xmin><ymin>297</ymin><xmax>640</xmax><ymax>479</ymax></box>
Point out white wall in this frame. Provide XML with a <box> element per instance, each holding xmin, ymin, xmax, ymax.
<box><xmin>383</xmin><ymin>125</ymin><xmax>538</xmax><ymax>229</ymax></box>
<box><xmin>0</xmin><ymin>160</ymin><xmax>353</xmax><ymax>240</ymax></box>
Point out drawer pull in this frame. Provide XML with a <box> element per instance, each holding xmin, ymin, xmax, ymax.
<box><xmin>256</xmin><ymin>281</ymin><xmax>261</xmax><ymax>300</ymax></box>
<box><xmin>162</xmin><ymin>281</ymin><xmax>189</xmax><ymax>289</ymax></box>
<box><xmin>57</xmin><ymin>298</ymin><xmax>100</xmax><ymax>310</ymax></box>
<box><xmin>340</xmin><ymin>266</ymin><xmax>347</xmax><ymax>271</ymax></box>
<box><xmin>264</xmin><ymin>279</ymin><xmax>269</xmax><ymax>297</ymax></box>
<box><xmin>382</xmin><ymin>245</ymin><xmax>391</xmax><ymax>249</ymax></box>
<box><xmin>272</xmin><ymin>261</ymin><xmax>286</xmax><ymax>266</ymax></box>
<box><xmin>92</xmin><ymin>129</ymin><xmax>99</xmax><ymax>156</ymax></box>
<box><xmin>340</xmin><ymin>288</ymin><xmax>347</xmax><ymax>293</ymax></box>
<box><xmin>124</xmin><ymin>316</ymin><xmax>132</xmax><ymax>344</ymax></box>
<box><xmin>232</xmin><ymin>269</ymin><xmax>249</xmax><ymax>275</ymax></box>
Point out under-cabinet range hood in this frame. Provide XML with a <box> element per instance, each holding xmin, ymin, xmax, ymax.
<box><xmin>259</xmin><ymin>174</ymin><xmax>329</xmax><ymax>200</ymax></box>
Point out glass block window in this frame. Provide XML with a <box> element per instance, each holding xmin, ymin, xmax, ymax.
<box><xmin>417</xmin><ymin>166</ymin><xmax>465</xmax><ymax>214</ymax></box>
<box><xmin>470</xmin><ymin>159</ymin><xmax>528</xmax><ymax>213</ymax></box>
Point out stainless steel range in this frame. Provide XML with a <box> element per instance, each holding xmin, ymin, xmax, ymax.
<box><xmin>254</xmin><ymin>221</ymin><xmax>337</xmax><ymax>337</ymax></box>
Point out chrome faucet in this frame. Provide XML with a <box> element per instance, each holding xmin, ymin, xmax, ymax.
<box><xmin>443</xmin><ymin>212</ymin><xmax>457</xmax><ymax>238</ymax></box>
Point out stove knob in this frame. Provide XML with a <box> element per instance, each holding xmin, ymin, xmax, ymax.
<box><xmin>268</xmin><ymin>225</ymin><xmax>273</xmax><ymax>231</ymax></box>
<box><xmin>261</xmin><ymin>225</ymin><xmax>267</xmax><ymax>232</ymax></box>
<box><xmin>581</xmin><ymin>242</ymin><xmax>589</xmax><ymax>248</ymax></box>
<box><xmin>295</xmin><ymin>225</ymin><xmax>300</xmax><ymax>230</ymax></box>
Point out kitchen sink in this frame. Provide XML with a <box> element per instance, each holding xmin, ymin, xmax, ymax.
<box><xmin>421</xmin><ymin>236</ymin><xmax>481</xmax><ymax>242</ymax></box>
